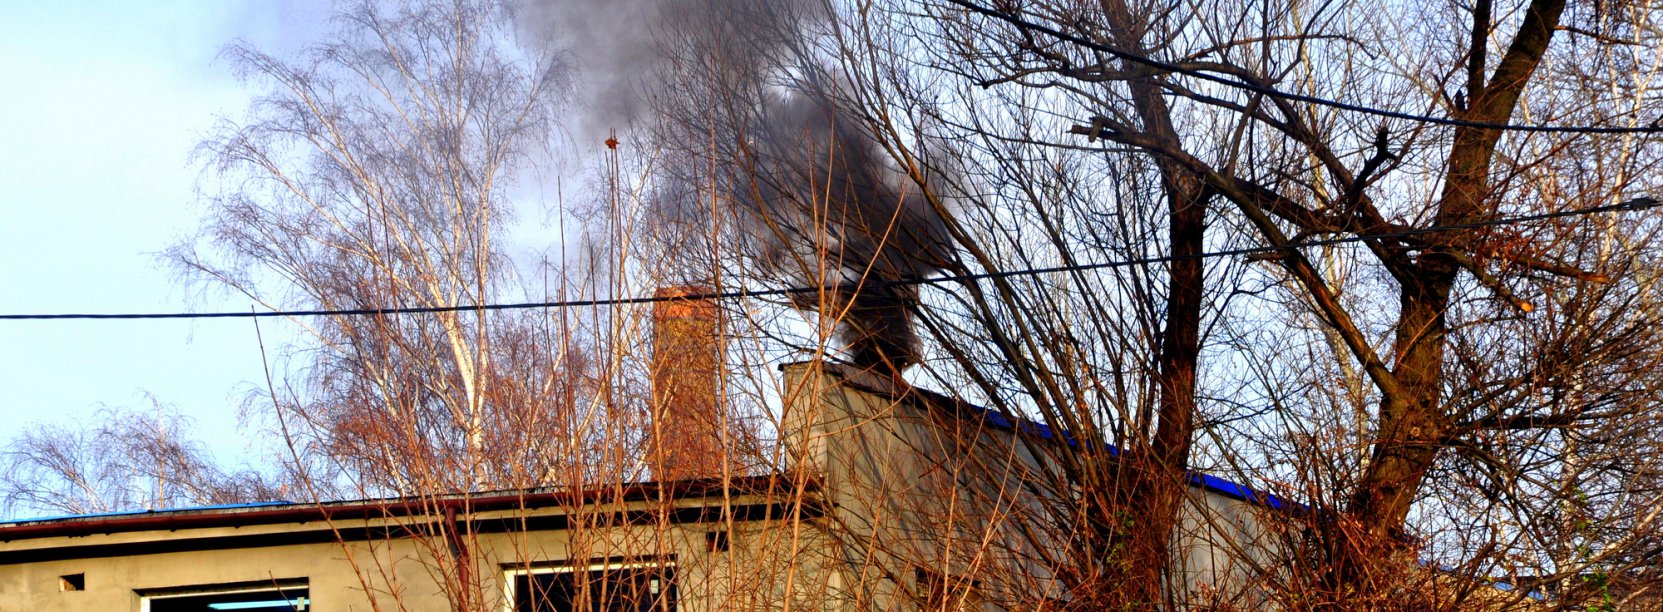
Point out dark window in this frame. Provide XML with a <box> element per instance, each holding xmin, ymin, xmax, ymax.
<box><xmin>145</xmin><ymin>586</ymin><xmax>309</xmax><ymax>612</ymax></box>
<box><xmin>58</xmin><ymin>573</ymin><xmax>84</xmax><ymax>592</ymax></box>
<box><xmin>704</xmin><ymin>531</ymin><xmax>730</xmax><ymax>553</ymax></box>
<box><xmin>513</xmin><ymin>565</ymin><xmax>676</xmax><ymax>612</ymax></box>
<box><xmin>916</xmin><ymin>568</ymin><xmax>980</xmax><ymax>611</ymax></box>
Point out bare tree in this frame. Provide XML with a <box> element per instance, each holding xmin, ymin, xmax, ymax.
<box><xmin>587</xmin><ymin>0</ymin><xmax>1663</xmax><ymax>607</ymax></box>
<box><xmin>0</xmin><ymin>397</ymin><xmax>279</xmax><ymax>518</ymax></box>
<box><xmin>173</xmin><ymin>0</ymin><xmax>600</xmax><ymax>497</ymax></box>
<box><xmin>99</xmin><ymin>0</ymin><xmax>1663</xmax><ymax>607</ymax></box>
<box><xmin>790</xmin><ymin>0</ymin><xmax>1663</xmax><ymax>606</ymax></box>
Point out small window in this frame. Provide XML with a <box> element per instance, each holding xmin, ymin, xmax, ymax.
<box><xmin>139</xmin><ymin>581</ymin><xmax>309</xmax><ymax>612</ymax></box>
<box><xmin>916</xmin><ymin>567</ymin><xmax>981</xmax><ymax>611</ymax></box>
<box><xmin>59</xmin><ymin>573</ymin><xmax>84</xmax><ymax>592</ymax></box>
<box><xmin>507</xmin><ymin>559</ymin><xmax>676</xmax><ymax>612</ymax></box>
<box><xmin>704</xmin><ymin>530</ymin><xmax>730</xmax><ymax>553</ymax></box>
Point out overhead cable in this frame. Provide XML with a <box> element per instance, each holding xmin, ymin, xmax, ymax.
<box><xmin>2</xmin><ymin>197</ymin><xmax>1656</xmax><ymax>322</ymax></box>
<box><xmin>941</xmin><ymin>0</ymin><xmax>1663</xmax><ymax>134</ymax></box>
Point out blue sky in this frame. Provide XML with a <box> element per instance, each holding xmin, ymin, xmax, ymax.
<box><xmin>0</xmin><ymin>1</ymin><xmax>332</xmax><ymax>465</ymax></box>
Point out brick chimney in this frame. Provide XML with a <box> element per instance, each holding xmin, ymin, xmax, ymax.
<box><xmin>649</xmin><ymin>286</ymin><xmax>725</xmax><ymax>481</ymax></box>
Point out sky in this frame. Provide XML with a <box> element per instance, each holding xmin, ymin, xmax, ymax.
<box><xmin>0</xmin><ymin>1</ymin><xmax>334</xmax><ymax>466</ymax></box>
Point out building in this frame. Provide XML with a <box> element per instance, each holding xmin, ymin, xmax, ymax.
<box><xmin>0</xmin><ymin>294</ymin><xmax>1294</xmax><ymax>610</ymax></box>
<box><xmin>0</xmin><ymin>475</ymin><xmax>817</xmax><ymax>611</ymax></box>
<box><xmin>0</xmin><ymin>362</ymin><xmax>1299</xmax><ymax>611</ymax></box>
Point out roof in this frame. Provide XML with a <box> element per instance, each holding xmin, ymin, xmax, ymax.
<box><xmin>3</xmin><ymin>357</ymin><xmax>1301</xmax><ymax>544</ymax></box>
<box><xmin>806</xmin><ymin>360</ymin><xmax>1305</xmax><ymax>514</ymax></box>
<box><xmin>0</xmin><ymin>474</ymin><xmax>818</xmax><ymax>545</ymax></box>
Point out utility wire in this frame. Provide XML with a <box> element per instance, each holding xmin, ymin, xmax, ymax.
<box><xmin>8</xmin><ymin>6</ymin><xmax>1646</xmax><ymax>322</ymax></box>
<box><xmin>3</xmin><ymin>197</ymin><xmax>1656</xmax><ymax>322</ymax></box>
<box><xmin>942</xmin><ymin>0</ymin><xmax>1663</xmax><ymax>135</ymax></box>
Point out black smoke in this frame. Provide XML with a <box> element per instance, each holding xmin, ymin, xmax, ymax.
<box><xmin>524</xmin><ymin>0</ymin><xmax>954</xmax><ymax>372</ymax></box>
<box><xmin>736</xmin><ymin>89</ymin><xmax>953</xmax><ymax>371</ymax></box>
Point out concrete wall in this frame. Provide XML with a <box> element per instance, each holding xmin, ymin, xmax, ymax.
<box><xmin>781</xmin><ymin>362</ymin><xmax>1061</xmax><ymax>609</ymax></box>
<box><xmin>781</xmin><ymin>361</ymin><xmax>1283</xmax><ymax>609</ymax></box>
<box><xmin>0</xmin><ymin>493</ymin><xmax>842</xmax><ymax>612</ymax></box>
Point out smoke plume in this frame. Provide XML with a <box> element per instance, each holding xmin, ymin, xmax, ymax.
<box><xmin>521</xmin><ymin>0</ymin><xmax>813</xmax><ymax>143</ymax></box>
<box><xmin>737</xmin><ymin>90</ymin><xmax>954</xmax><ymax>370</ymax></box>
<box><xmin>525</xmin><ymin>0</ymin><xmax>954</xmax><ymax>372</ymax></box>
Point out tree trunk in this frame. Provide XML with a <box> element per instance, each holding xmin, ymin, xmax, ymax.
<box><xmin>1339</xmin><ymin>0</ymin><xmax>1565</xmax><ymax>591</ymax></box>
<box><xmin>1093</xmin><ymin>1</ymin><xmax>1208</xmax><ymax>604</ymax></box>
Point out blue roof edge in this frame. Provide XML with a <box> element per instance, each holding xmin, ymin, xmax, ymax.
<box><xmin>933</xmin><ymin>386</ymin><xmax>1306</xmax><ymax>515</ymax></box>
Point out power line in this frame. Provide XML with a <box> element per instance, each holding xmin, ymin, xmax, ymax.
<box><xmin>11</xmin><ymin>7</ymin><xmax>1640</xmax><ymax>323</ymax></box>
<box><xmin>942</xmin><ymin>0</ymin><xmax>1663</xmax><ymax>135</ymax></box>
<box><xmin>3</xmin><ymin>197</ymin><xmax>1656</xmax><ymax>322</ymax></box>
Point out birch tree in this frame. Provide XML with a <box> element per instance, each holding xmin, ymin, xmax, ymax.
<box><xmin>1</xmin><ymin>399</ymin><xmax>278</xmax><ymax>518</ymax></box>
<box><xmin>174</xmin><ymin>0</ymin><xmax>590</xmax><ymax>496</ymax></box>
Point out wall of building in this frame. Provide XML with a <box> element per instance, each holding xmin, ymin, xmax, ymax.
<box><xmin>781</xmin><ymin>361</ymin><xmax>1286</xmax><ymax>609</ymax></box>
<box><xmin>781</xmin><ymin>361</ymin><xmax>1058</xmax><ymax>609</ymax></box>
<box><xmin>1</xmin><ymin>359</ymin><xmax>1288</xmax><ymax>611</ymax></box>
<box><xmin>0</xmin><ymin>493</ymin><xmax>843</xmax><ymax>612</ymax></box>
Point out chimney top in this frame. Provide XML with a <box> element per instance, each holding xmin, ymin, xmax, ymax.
<box><xmin>654</xmin><ymin>286</ymin><xmax>720</xmax><ymax>320</ymax></box>
<box><xmin>649</xmin><ymin>286</ymin><xmax>724</xmax><ymax>481</ymax></box>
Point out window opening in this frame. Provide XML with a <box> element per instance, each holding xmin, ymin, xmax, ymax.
<box><xmin>506</xmin><ymin>559</ymin><xmax>676</xmax><ymax>612</ymax></box>
<box><xmin>139</xmin><ymin>581</ymin><xmax>309</xmax><ymax>612</ymax></box>
<box><xmin>704</xmin><ymin>530</ymin><xmax>730</xmax><ymax>553</ymax></box>
<box><xmin>58</xmin><ymin>573</ymin><xmax>84</xmax><ymax>592</ymax></box>
<box><xmin>916</xmin><ymin>567</ymin><xmax>982</xmax><ymax>611</ymax></box>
